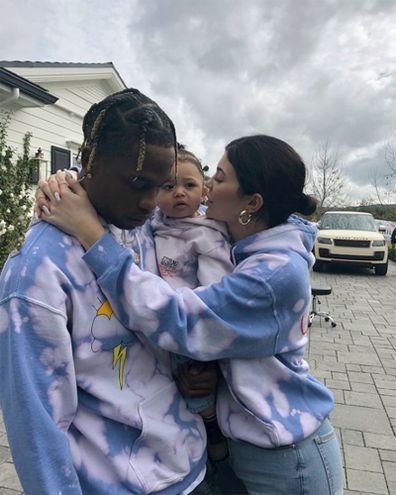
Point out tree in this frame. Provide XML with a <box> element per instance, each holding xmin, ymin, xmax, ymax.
<box><xmin>384</xmin><ymin>140</ymin><xmax>396</xmax><ymax>201</ymax></box>
<box><xmin>308</xmin><ymin>141</ymin><xmax>346</xmax><ymax>210</ymax></box>
<box><xmin>0</xmin><ymin>113</ymin><xmax>35</xmax><ymax>268</ymax></box>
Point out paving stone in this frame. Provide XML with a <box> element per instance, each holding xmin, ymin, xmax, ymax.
<box><xmin>346</xmin><ymin>468</ymin><xmax>387</xmax><ymax>494</ymax></box>
<box><xmin>389</xmin><ymin>481</ymin><xmax>396</xmax><ymax>495</ymax></box>
<box><xmin>361</xmin><ymin>366</ymin><xmax>386</xmax><ymax>374</ymax></box>
<box><xmin>0</xmin><ymin>489</ymin><xmax>23</xmax><ymax>495</ymax></box>
<box><xmin>331</xmin><ymin>404</ymin><xmax>393</xmax><ymax>435</ymax></box>
<box><xmin>344</xmin><ymin>444</ymin><xmax>382</xmax><ymax>472</ymax></box>
<box><xmin>0</xmin><ymin>446</ymin><xmax>11</xmax><ymax>464</ymax></box>
<box><xmin>332</xmin><ymin>388</ymin><xmax>345</xmax><ymax>404</ymax></box>
<box><xmin>379</xmin><ymin>449</ymin><xmax>396</xmax><ymax>462</ymax></box>
<box><xmin>364</xmin><ymin>432</ymin><xmax>396</xmax><ymax>450</ymax></box>
<box><xmin>386</xmin><ymin>406</ymin><xmax>396</xmax><ymax>419</ymax></box>
<box><xmin>350</xmin><ymin>382</ymin><xmax>377</xmax><ymax>393</ymax></box>
<box><xmin>346</xmin><ymin>364</ymin><xmax>362</xmax><ymax>371</ymax></box>
<box><xmin>347</xmin><ymin>371</ymin><xmax>374</xmax><ymax>384</ymax></box>
<box><xmin>373</xmin><ymin>377</ymin><xmax>396</xmax><ymax>390</ymax></box>
<box><xmin>325</xmin><ymin>379</ymin><xmax>351</xmax><ymax>390</ymax></box>
<box><xmin>0</xmin><ymin>463</ymin><xmax>23</xmax><ymax>492</ymax></box>
<box><xmin>383</xmin><ymin>396</ymin><xmax>396</xmax><ymax>407</ymax></box>
<box><xmin>344</xmin><ymin>390</ymin><xmax>383</xmax><ymax>408</ymax></box>
<box><xmin>383</xmin><ymin>460</ymin><xmax>396</xmax><ymax>482</ymax></box>
<box><xmin>342</xmin><ymin>429</ymin><xmax>364</xmax><ymax>447</ymax></box>
<box><xmin>337</xmin><ymin>352</ymin><xmax>381</xmax><ymax>366</ymax></box>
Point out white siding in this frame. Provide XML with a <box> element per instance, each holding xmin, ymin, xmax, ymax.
<box><xmin>3</xmin><ymin>79</ymin><xmax>114</xmax><ymax>179</ymax></box>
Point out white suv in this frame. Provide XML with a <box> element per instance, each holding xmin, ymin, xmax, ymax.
<box><xmin>314</xmin><ymin>211</ymin><xmax>388</xmax><ymax>276</ymax></box>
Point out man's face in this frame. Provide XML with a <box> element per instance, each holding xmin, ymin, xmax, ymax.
<box><xmin>83</xmin><ymin>144</ymin><xmax>175</xmax><ymax>229</ymax></box>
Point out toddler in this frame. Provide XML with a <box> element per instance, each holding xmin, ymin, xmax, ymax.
<box><xmin>153</xmin><ymin>144</ymin><xmax>233</xmax><ymax>461</ymax></box>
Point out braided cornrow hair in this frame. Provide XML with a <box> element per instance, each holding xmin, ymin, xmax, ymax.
<box><xmin>79</xmin><ymin>88</ymin><xmax>177</xmax><ymax>181</ymax></box>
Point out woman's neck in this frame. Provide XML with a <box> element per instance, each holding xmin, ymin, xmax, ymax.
<box><xmin>227</xmin><ymin>218</ymin><xmax>268</xmax><ymax>242</ymax></box>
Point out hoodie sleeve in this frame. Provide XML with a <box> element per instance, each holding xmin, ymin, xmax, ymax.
<box><xmin>0</xmin><ymin>297</ymin><xmax>82</xmax><ymax>494</ymax></box>
<box><xmin>83</xmin><ymin>232</ymin><xmax>281</xmax><ymax>361</ymax></box>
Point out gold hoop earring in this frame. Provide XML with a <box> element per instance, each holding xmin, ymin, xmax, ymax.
<box><xmin>238</xmin><ymin>209</ymin><xmax>252</xmax><ymax>226</ymax></box>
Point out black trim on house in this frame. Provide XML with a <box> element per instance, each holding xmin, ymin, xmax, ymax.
<box><xmin>0</xmin><ymin>67</ymin><xmax>58</xmax><ymax>105</ymax></box>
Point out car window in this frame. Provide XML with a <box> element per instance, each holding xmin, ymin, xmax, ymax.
<box><xmin>320</xmin><ymin>214</ymin><xmax>376</xmax><ymax>231</ymax></box>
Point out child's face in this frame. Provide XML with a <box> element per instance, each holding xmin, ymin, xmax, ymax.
<box><xmin>156</xmin><ymin>160</ymin><xmax>205</xmax><ymax>219</ymax></box>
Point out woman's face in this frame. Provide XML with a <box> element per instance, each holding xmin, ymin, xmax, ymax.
<box><xmin>205</xmin><ymin>152</ymin><xmax>247</xmax><ymax>225</ymax></box>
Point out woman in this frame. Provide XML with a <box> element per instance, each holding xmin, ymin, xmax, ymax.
<box><xmin>39</xmin><ymin>135</ymin><xmax>344</xmax><ymax>495</ymax></box>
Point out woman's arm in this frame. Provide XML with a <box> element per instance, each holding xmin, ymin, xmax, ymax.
<box><xmin>82</xmin><ymin>232</ymin><xmax>280</xmax><ymax>361</ymax></box>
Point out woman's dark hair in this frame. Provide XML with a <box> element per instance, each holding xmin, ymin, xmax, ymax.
<box><xmin>80</xmin><ymin>88</ymin><xmax>177</xmax><ymax>176</ymax></box>
<box><xmin>177</xmin><ymin>143</ymin><xmax>208</xmax><ymax>178</ymax></box>
<box><xmin>226</xmin><ymin>135</ymin><xmax>317</xmax><ymax>228</ymax></box>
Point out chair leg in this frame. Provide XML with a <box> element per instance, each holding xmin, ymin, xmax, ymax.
<box><xmin>316</xmin><ymin>311</ymin><xmax>337</xmax><ymax>327</ymax></box>
<box><xmin>309</xmin><ymin>296</ymin><xmax>337</xmax><ymax>327</ymax></box>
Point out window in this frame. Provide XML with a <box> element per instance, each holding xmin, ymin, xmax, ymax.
<box><xmin>51</xmin><ymin>146</ymin><xmax>71</xmax><ymax>173</ymax></box>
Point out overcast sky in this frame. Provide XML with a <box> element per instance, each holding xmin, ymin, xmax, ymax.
<box><xmin>1</xmin><ymin>0</ymin><xmax>396</xmax><ymax>204</ymax></box>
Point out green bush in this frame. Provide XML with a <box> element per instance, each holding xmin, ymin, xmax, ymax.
<box><xmin>0</xmin><ymin>113</ymin><xmax>34</xmax><ymax>269</ymax></box>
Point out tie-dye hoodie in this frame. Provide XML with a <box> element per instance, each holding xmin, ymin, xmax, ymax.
<box><xmin>0</xmin><ymin>220</ymin><xmax>206</xmax><ymax>495</ymax></box>
<box><xmin>81</xmin><ymin>214</ymin><xmax>335</xmax><ymax>448</ymax></box>
<box><xmin>151</xmin><ymin>207</ymin><xmax>233</xmax><ymax>289</ymax></box>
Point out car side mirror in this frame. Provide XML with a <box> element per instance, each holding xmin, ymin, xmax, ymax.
<box><xmin>378</xmin><ymin>225</ymin><xmax>386</xmax><ymax>233</ymax></box>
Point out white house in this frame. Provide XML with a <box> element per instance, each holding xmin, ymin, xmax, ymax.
<box><xmin>0</xmin><ymin>61</ymin><xmax>126</xmax><ymax>180</ymax></box>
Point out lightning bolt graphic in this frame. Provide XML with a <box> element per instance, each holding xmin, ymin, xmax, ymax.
<box><xmin>112</xmin><ymin>343</ymin><xmax>128</xmax><ymax>389</ymax></box>
<box><xmin>97</xmin><ymin>300</ymin><xmax>113</xmax><ymax>319</ymax></box>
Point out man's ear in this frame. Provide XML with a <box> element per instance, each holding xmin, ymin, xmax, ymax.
<box><xmin>247</xmin><ymin>193</ymin><xmax>264</xmax><ymax>214</ymax></box>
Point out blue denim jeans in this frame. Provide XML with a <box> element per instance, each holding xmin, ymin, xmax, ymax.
<box><xmin>227</xmin><ymin>418</ymin><xmax>343</xmax><ymax>495</ymax></box>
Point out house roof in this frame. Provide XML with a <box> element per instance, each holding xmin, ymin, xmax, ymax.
<box><xmin>0</xmin><ymin>66</ymin><xmax>58</xmax><ymax>105</ymax></box>
<box><xmin>0</xmin><ymin>61</ymin><xmax>127</xmax><ymax>90</ymax></box>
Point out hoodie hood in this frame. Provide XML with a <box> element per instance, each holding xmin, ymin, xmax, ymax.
<box><xmin>232</xmin><ymin>214</ymin><xmax>317</xmax><ymax>267</ymax></box>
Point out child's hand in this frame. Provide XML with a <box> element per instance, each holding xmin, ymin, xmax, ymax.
<box><xmin>175</xmin><ymin>362</ymin><xmax>218</xmax><ymax>397</ymax></box>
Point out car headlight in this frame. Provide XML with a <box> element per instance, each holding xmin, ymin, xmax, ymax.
<box><xmin>372</xmin><ymin>240</ymin><xmax>385</xmax><ymax>247</ymax></box>
<box><xmin>317</xmin><ymin>237</ymin><xmax>332</xmax><ymax>244</ymax></box>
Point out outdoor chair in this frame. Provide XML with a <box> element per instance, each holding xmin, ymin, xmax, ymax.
<box><xmin>308</xmin><ymin>284</ymin><xmax>337</xmax><ymax>328</ymax></box>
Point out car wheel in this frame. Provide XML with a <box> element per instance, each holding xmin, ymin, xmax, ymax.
<box><xmin>374</xmin><ymin>261</ymin><xmax>388</xmax><ymax>276</ymax></box>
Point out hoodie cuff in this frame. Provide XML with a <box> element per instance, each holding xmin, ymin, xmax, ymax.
<box><xmin>82</xmin><ymin>232</ymin><xmax>127</xmax><ymax>278</ymax></box>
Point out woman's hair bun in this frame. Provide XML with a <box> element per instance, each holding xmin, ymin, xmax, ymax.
<box><xmin>296</xmin><ymin>193</ymin><xmax>317</xmax><ymax>216</ymax></box>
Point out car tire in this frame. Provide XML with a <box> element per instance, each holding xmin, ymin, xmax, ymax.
<box><xmin>374</xmin><ymin>261</ymin><xmax>388</xmax><ymax>276</ymax></box>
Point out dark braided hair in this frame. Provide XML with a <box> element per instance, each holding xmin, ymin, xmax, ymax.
<box><xmin>177</xmin><ymin>143</ymin><xmax>209</xmax><ymax>178</ymax></box>
<box><xmin>226</xmin><ymin>135</ymin><xmax>317</xmax><ymax>228</ymax></box>
<box><xmin>79</xmin><ymin>88</ymin><xmax>177</xmax><ymax>179</ymax></box>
